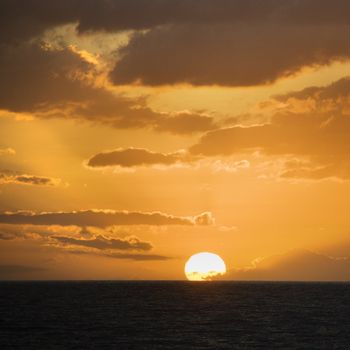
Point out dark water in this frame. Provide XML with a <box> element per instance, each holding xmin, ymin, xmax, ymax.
<box><xmin>0</xmin><ymin>281</ymin><xmax>349</xmax><ymax>349</ymax></box>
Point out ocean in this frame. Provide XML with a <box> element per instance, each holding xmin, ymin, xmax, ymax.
<box><xmin>0</xmin><ymin>281</ymin><xmax>349</xmax><ymax>349</ymax></box>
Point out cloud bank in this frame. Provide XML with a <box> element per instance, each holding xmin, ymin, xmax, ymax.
<box><xmin>224</xmin><ymin>249</ymin><xmax>350</xmax><ymax>281</ymax></box>
<box><xmin>53</xmin><ymin>235</ymin><xmax>153</xmax><ymax>252</ymax></box>
<box><xmin>0</xmin><ymin>210</ymin><xmax>214</xmax><ymax>227</ymax></box>
<box><xmin>87</xmin><ymin>148</ymin><xmax>183</xmax><ymax>168</ymax></box>
<box><xmin>190</xmin><ymin>77</ymin><xmax>350</xmax><ymax>180</ymax></box>
<box><xmin>0</xmin><ymin>170</ymin><xmax>61</xmax><ymax>186</ymax></box>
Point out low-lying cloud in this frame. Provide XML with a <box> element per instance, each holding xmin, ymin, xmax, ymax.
<box><xmin>223</xmin><ymin>249</ymin><xmax>350</xmax><ymax>281</ymax></box>
<box><xmin>53</xmin><ymin>235</ymin><xmax>152</xmax><ymax>251</ymax></box>
<box><xmin>87</xmin><ymin>148</ymin><xmax>183</xmax><ymax>169</ymax></box>
<box><xmin>0</xmin><ymin>210</ymin><xmax>214</xmax><ymax>227</ymax></box>
<box><xmin>0</xmin><ymin>170</ymin><xmax>61</xmax><ymax>187</ymax></box>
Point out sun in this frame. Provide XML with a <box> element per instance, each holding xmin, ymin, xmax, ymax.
<box><xmin>185</xmin><ymin>252</ymin><xmax>226</xmax><ymax>281</ymax></box>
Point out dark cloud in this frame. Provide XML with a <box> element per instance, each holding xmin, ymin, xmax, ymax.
<box><xmin>191</xmin><ymin>114</ymin><xmax>350</xmax><ymax>157</ymax></box>
<box><xmin>110</xmin><ymin>23</ymin><xmax>350</xmax><ymax>87</ymax></box>
<box><xmin>0</xmin><ymin>210</ymin><xmax>214</xmax><ymax>227</ymax></box>
<box><xmin>274</xmin><ymin>76</ymin><xmax>350</xmax><ymax>104</ymax></box>
<box><xmin>53</xmin><ymin>235</ymin><xmax>152</xmax><ymax>251</ymax></box>
<box><xmin>70</xmin><ymin>249</ymin><xmax>171</xmax><ymax>261</ymax></box>
<box><xmin>0</xmin><ymin>42</ymin><xmax>93</xmax><ymax>113</ymax></box>
<box><xmin>0</xmin><ymin>224</ymin><xmax>169</xmax><ymax>261</ymax></box>
<box><xmin>2</xmin><ymin>1</ymin><xmax>350</xmax><ymax>43</ymax></box>
<box><xmin>87</xmin><ymin>148</ymin><xmax>183</xmax><ymax>168</ymax></box>
<box><xmin>86</xmin><ymin>148</ymin><xmax>251</xmax><ymax>173</ymax></box>
<box><xmin>190</xmin><ymin>77</ymin><xmax>350</xmax><ymax>179</ymax></box>
<box><xmin>0</xmin><ymin>170</ymin><xmax>60</xmax><ymax>186</ymax></box>
<box><xmin>223</xmin><ymin>249</ymin><xmax>350</xmax><ymax>281</ymax></box>
<box><xmin>0</xmin><ymin>41</ymin><xmax>156</xmax><ymax>123</ymax></box>
<box><xmin>0</xmin><ymin>223</ymin><xmax>76</xmax><ymax>241</ymax></box>
<box><xmin>0</xmin><ymin>41</ymin><xmax>214</xmax><ymax>133</ymax></box>
<box><xmin>1</xmin><ymin>1</ymin><xmax>350</xmax><ymax>90</ymax></box>
<box><xmin>0</xmin><ymin>0</ymin><xmax>76</xmax><ymax>44</ymax></box>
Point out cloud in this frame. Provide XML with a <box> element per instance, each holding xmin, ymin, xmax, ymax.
<box><xmin>0</xmin><ymin>42</ymin><xmax>153</xmax><ymax>122</ymax></box>
<box><xmin>111</xmin><ymin>22</ymin><xmax>350</xmax><ymax>87</ymax></box>
<box><xmin>0</xmin><ymin>41</ymin><xmax>214</xmax><ymax>134</ymax></box>
<box><xmin>52</xmin><ymin>235</ymin><xmax>152</xmax><ymax>251</ymax></box>
<box><xmin>87</xmin><ymin>148</ymin><xmax>183</xmax><ymax>168</ymax></box>
<box><xmin>0</xmin><ymin>3</ymin><xmax>218</xmax><ymax>133</ymax></box>
<box><xmin>275</xmin><ymin>76</ymin><xmax>350</xmax><ymax>102</ymax></box>
<box><xmin>224</xmin><ymin>249</ymin><xmax>350</xmax><ymax>281</ymax></box>
<box><xmin>0</xmin><ymin>224</ymin><xmax>171</xmax><ymax>261</ymax></box>
<box><xmin>190</xmin><ymin>77</ymin><xmax>350</xmax><ymax>179</ymax></box>
<box><xmin>87</xmin><ymin>148</ymin><xmax>253</xmax><ymax>174</ymax></box>
<box><xmin>0</xmin><ymin>210</ymin><xmax>214</xmax><ymax>227</ymax></box>
<box><xmin>0</xmin><ymin>223</ymin><xmax>81</xmax><ymax>241</ymax></box>
<box><xmin>2</xmin><ymin>1</ymin><xmax>350</xmax><ymax>97</ymax></box>
<box><xmin>70</xmin><ymin>249</ymin><xmax>171</xmax><ymax>261</ymax></box>
<box><xmin>193</xmin><ymin>212</ymin><xmax>215</xmax><ymax>226</ymax></box>
<box><xmin>0</xmin><ymin>170</ymin><xmax>61</xmax><ymax>186</ymax></box>
<box><xmin>2</xmin><ymin>1</ymin><xmax>350</xmax><ymax>42</ymax></box>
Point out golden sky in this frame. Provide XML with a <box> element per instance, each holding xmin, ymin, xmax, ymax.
<box><xmin>1</xmin><ymin>0</ymin><xmax>350</xmax><ymax>280</ymax></box>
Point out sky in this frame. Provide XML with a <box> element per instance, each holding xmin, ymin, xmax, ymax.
<box><xmin>1</xmin><ymin>0</ymin><xmax>350</xmax><ymax>280</ymax></box>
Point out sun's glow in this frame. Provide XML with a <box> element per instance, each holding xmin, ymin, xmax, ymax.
<box><xmin>185</xmin><ymin>252</ymin><xmax>226</xmax><ymax>281</ymax></box>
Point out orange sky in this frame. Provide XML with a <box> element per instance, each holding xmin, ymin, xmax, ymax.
<box><xmin>1</xmin><ymin>0</ymin><xmax>350</xmax><ymax>280</ymax></box>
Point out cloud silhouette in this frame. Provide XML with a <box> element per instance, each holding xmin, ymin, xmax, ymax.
<box><xmin>0</xmin><ymin>41</ymin><xmax>215</xmax><ymax>134</ymax></box>
<box><xmin>87</xmin><ymin>148</ymin><xmax>183</xmax><ymax>168</ymax></box>
<box><xmin>0</xmin><ymin>0</ymin><xmax>350</xmax><ymax>98</ymax></box>
<box><xmin>0</xmin><ymin>210</ymin><xmax>214</xmax><ymax>227</ymax></box>
<box><xmin>53</xmin><ymin>235</ymin><xmax>152</xmax><ymax>251</ymax></box>
<box><xmin>0</xmin><ymin>224</ymin><xmax>171</xmax><ymax>261</ymax></box>
<box><xmin>111</xmin><ymin>22</ymin><xmax>350</xmax><ymax>87</ymax></box>
<box><xmin>2</xmin><ymin>0</ymin><xmax>350</xmax><ymax>42</ymax></box>
<box><xmin>70</xmin><ymin>249</ymin><xmax>171</xmax><ymax>261</ymax></box>
<box><xmin>0</xmin><ymin>170</ymin><xmax>61</xmax><ymax>186</ymax></box>
<box><xmin>190</xmin><ymin>77</ymin><xmax>350</xmax><ymax>179</ymax></box>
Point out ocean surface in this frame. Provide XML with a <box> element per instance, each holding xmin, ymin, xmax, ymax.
<box><xmin>0</xmin><ymin>281</ymin><xmax>349</xmax><ymax>349</ymax></box>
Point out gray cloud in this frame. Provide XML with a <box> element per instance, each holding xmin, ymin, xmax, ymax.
<box><xmin>2</xmin><ymin>1</ymin><xmax>350</xmax><ymax>43</ymax></box>
<box><xmin>0</xmin><ymin>170</ymin><xmax>61</xmax><ymax>186</ymax></box>
<box><xmin>1</xmin><ymin>1</ymin><xmax>350</xmax><ymax>94</ymax></box>
<box><xmin>274</xmin><ymin>76</ymin><xmax>350</xmax><ymax>104</ymax></box>
<box><xmin>70</xmin><ymin>249</ymin><xmax>171</xmax><ymax>261</ymax></box>
<box><xmin>190</xmin><ymin>77</ymin><xmax>350</xmax><ymax>179</ymax></box>
<box><xmin>0</xmin><ymin>41</ymin><xmax>215</xmax><ymax>134</ymax></box>
<box><xmin>223</xmin><ymin>249</ymin><xmax>350</xmax><ymax>281</ymax></box>
<box><xmin>0</xmin><ymin>210</ymin><xmax>214</xmax><ymax>227</ymax></box>
<box><xmin>0</xmin><ymin>224</ymin><xmax>170</xmax><ymax>261</ymax></box>
<box><xmin>53</xmin><ymin>235</ymin><xmax>152</xmax><ymax>251</ymax></box>
<box><xmin>111</xmin><ymin>22</ymin><xmax>350</xmax><ymax>87</ymax></box>
<box><xmin>87</xmin><ymin>148</ymin><xmax>183</xmax><ymax>168</ymax></box>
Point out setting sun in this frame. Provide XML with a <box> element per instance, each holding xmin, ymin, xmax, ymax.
<box><xmin>185</xmin><ymin>252</ymin><xmax>226</xmax><ymax>281</ymax></box>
